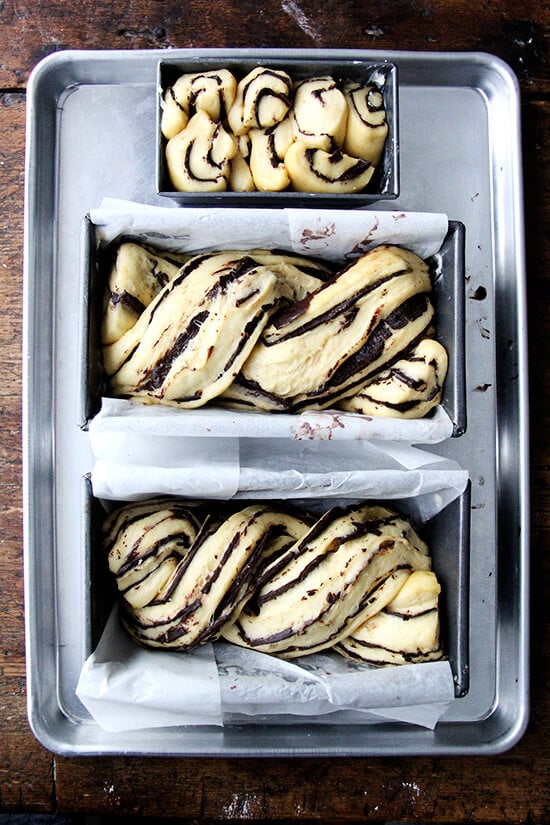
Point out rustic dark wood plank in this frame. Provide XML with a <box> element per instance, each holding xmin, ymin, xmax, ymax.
<box><xmin>54</xmin><ymin>749</ymin><xmax>549</xmax><ymax>822</ymax></box>
<box><xmin>0</xmin><ymin>0</ymin><xmax>548</xmax><ymax>93</ymax></box>
<box><xmin>1</xmin><ymin>0</ymin><xmax>549</xmax><ymax>820</ymax></box>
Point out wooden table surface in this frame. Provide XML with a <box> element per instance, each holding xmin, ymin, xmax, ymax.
<box><xmin>1</xmin><ymin>1</ymin><xmax>548</xmax><ymax>821</ymax></box>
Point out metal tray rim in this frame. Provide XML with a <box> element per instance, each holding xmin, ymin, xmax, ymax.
<box><xmin>22</xmin><ymin>46</ymin><xmax>530</xmax><ymax>757</ymax></box>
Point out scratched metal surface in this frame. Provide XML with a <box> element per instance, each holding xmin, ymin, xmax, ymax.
<box><xmin>23</xmin><ymin>48</ymin><xmax>528</xmax><ymax>755</ymax></box>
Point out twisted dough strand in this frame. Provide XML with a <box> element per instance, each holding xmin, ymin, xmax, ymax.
<box><xmin>104</xmin><ymin>500</ymin><xmax>444</xmax><ymax>665</ymax></box>
<box><xmin>101</xmin><ymin>243</ymin><xmax>446</xmax><ymax>419</ymax></box>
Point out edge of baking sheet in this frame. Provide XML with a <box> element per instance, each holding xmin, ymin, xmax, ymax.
<box><xmin>22</xmin><ymin>47</ymin><xmax>529</xmax><ymax>756</ymax></box>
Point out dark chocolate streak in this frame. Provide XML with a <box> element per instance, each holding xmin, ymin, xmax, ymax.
<box><xmin>186</xmin><ymin>523</ymin><xmax>291</xmax><ymax>646</ymax></box>
<box><xmin>204</xmin><ymin>256</ymin><xmax>259</xmax><ymax>300</ymax></box>
<box><xmin>299</xmin><ymin>293</ymin><xmax>431</xmax><ymax>401</ymax></box>
<box><xmin>253</xmin><ymin>87</ymin><xmax>291</xmax><ymax>123</ymax></box>
<box><xmin>268</xmin><ymin>265</ymin><xmax>412</xmax><ymax>339</ymax></box>
<box><xmin>185</xmin><ymin>136</ymin><xmax>226</xmax><ymax>183</ymax></box>
<box><xmin>235</xmin><ymin>288</ymin><xmax>261</xmax><ymax>307</ymax></box>
<box><xmin>311</xmin><ymin>78</ymin><xmax>338</xmax><ymax>99</ymax></box>
<box><xmin>168</xmin><ymin>86</ymin><xmax>185</xmax><ymax>112</ymax></box>
<box><xmin>385</xmin><ymin>606</ymin><xmax>438</xmax><ymax>620</ymax></box>
<box><xmin>235</xmin><ymin>554</ymin><xmax>407</xmax><ymax>654</ymax></box>
<box><xmin>206</xmin><ymin>131</ymin><xmax>225</xmax><ymax>171</ymax></box>
<box><xmin>187</xmin><ymin>74</ymin><xmax>228</xmax><ymax>120</ymax></box>
<box><xmin>164</xmin><ymin>514</ymin><xmax>222</xmax><ymax>591</ymax></box>
<box><xmin>267</xmin><ymin>249</ymin><xmax>335</xmax><ymax>280</ymax></box>
<box><xmin>134</xmin><ymin>258</ymin><xmax>263</xmax><ymax>391</ymax></box>
<box><xmin>257</xmin><ymin>509</ymin><xmax>402</xmax><ymax>605</ymax></box>
<box><xmin>130</xmin><ymin>546</ymin><xmax>235</xmax><ymax>634</ymax></box>
<box><xmin>293</xmin><ymin>79</ymin><xmax>340</xmax><ymax>148</ymax></box>
<box><xmin>172</xmin><ymin>253</ymin><xmax>215</xmax><ymax>287</ymax></box>
<box><xmin>139</xmin><ymin>309</ymin><xmax>209</xmax><ymax>391</ymax></box>
<box><xmin>266</xmin><ymin>127</ymin><xmax>280</xmax><ymax>168</ymax></box>
<box><xmin>242</xmin><ymin>69</ymin><xmax>291</xmax><ymax>125</ymax></box>
<box><xmin>150</xmin><ymin>263</ymin><xmax>170</xmax><ymax>289</ymax></box>
<box><xmin>110</xmin><ymin>290</ymin><xmax>145</xmax><ymax>317</ymax></box>
<box><xmin>347</xmin><ymin>85</ymin><xmax>385</xmax><ymax>128</ymax></box>
<box><xmin>221</xmin><ymin>313</ymin><xmax>265</xmax><ymax>375</ymax></box>
<box><xmin>103</xmin><ymin>502</ymin><xmax>199</xmax><ymax>550</ymax></box>
<box><xmin>120</xmin><ymin>553</ymin><xmax>181</xmax><ymax>597</ymax></box>
<box><xmin>157</xmin><ymin>507</ymin><xmax>269</xmax><ymax>605</ymax></box>
<box><xmin>305</xmin><ymin>147</ymin><xmax>371</xmax><ymax>183</ymax></box>
<box><xmin>342</xmin><ymin>635</ymin><xmax>441</xmax><ymax>664</ymax></box>
<box><xmin>358</xmin><ymin>383</ymin><xmax>440</xmax><ymax>413</ymax></box>
<box><xmin>144</xmin><ymin>254</ymin><xmax>214</xmax><ymax>328</ymax></box>
<box><xmin>133</xmin><ymin>511</ymin><xmax>288</xmax><ymax>645</ymax></box>
<box><xmin>117</xmin><ymin>530</ymin><xmax>190</xmax><ymax>579</ymax></box>
<box><xmin>228</xmin><ymin>376</ymin><xmax>294</xmax><ymax>410</ymax></box>
<box><xmin>390</xmin><ymin>367</ymin><xmax>427</xmax><ymax>391</ymax></box>
<box><xmin>141</xmin><ymin>257</ymin><xmax>207</xmax><ymax>327</ymax></box>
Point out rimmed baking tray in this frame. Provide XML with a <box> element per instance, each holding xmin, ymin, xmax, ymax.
<box><xmin>23</xmin><ymin>47</ymin><xmax>529</xmax><ymax>756</ymax></box>
<box><xmin>156</xmin><ymin>56</ymin><xmax>398</xmax><ymax>204</ymax></box>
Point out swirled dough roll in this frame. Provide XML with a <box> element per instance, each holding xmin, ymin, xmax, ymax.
<box><xmin>104</xmin><ymin>251</ymin><xmax>287</xmax><ymax>407</ymax></box>
<box><xmin>228</xmin><ymin>146</ymin><xmax>256</xmax><ymax>191</ymax></box>
<box><xmin>343</xmin><ymin>81</ymin><xmax>389</xmax><ymax>165</ymax></box>
<box><xmin>337</xmin><ymin>570</ymin><xmax>444</xmax><ymax>665</ymax></box>
<box><xmin>116</xmin><ymin>504</ymin><xmax>311</xmax><ymax>650</ymax></box>
<box><xmin>237</xmin><ymin>245</ymin><xmax>434</xmax><ymax>411</ymax></box>
<box><xmin>165</xmin><ymin>110</ymin><xmax>237</xmax><ymax>192</ymax></box>
<box><xmin>249</xmin><ymin>118</ymin><xmax>294</xmax><ymax>191</ymax></box>
<box><xmin>227</xmin><ymin>67</ymin><xmax>292</xmax><ymax>136</ymax></box>
<box><xmin>101</xmin><ymin>242</ymin><xmax>188</xmax><ymax>346</ymax></box>
<box><xmin>161</xmin><ymin>69</ymin><xmax>237</xmax><ymax>139</ymax></box>
<box><xmin>291</xmin><ymin>76</ymin><xmax>348</xmax><ymax>151</ymax></box>
<box><xmin>285</xmin><ymin>140</ymin><xmax>375</xmax><ymax>194</ymax></box>
<box><xmin>341</xmin><ymin>339</ymin><xmax>448</xmax><ymax>419</ymax></box>
<box><xmin>222</xmin><ymin>504</ymin><xmax>432</xmax><ymax>657</ymax></box>
<box><xmin>104</xmin><ymin>498</ymin><xmax>203</xmax><ymax>610</ymax></box>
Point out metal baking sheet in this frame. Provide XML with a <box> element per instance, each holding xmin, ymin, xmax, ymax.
<box><xmin>23</xmin><ymin>48</ymin><xmax>529</xmax><ymax>756</ymax></box>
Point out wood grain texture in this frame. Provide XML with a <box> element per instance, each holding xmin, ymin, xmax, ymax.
<box><xmin>0</xmin><ymin>0</ymin><xmax>549</xmax><ymax>821</ymax></box>
<box><xmin>0</xmin><ymin>0</ymin><xmax>547</xmax><ymax>93</ymax></box>
<box><xmin>53</xmin><ymin>750</ymin><xmax>549</xmax><ymax>821</ymax></box>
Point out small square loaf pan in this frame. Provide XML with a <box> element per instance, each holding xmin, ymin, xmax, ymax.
<box><xmin>156</xmin><ymin>55</ymin><xmax>398</xmax><ymax>206</ymax></box>
<box><xmin>78</xmin><ymin>212</ymin><xmax>466</xmax><ymax>439</ymax></box>
<box><xmin>83</xmin><ymin>477</ymin><xmax>470</xmax><ymax>703</ymax></box>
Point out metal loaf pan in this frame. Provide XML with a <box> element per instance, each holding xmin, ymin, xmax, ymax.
<box><xmin>79</xmin><ymin>214</ymin><xmax>465</xmax><ymax>437</ymax></box>
<box><xmin>83</xmin><ymin>477</ymin><xmax>470</xmax><ymax>709</ymax></box>
<box><xmin>156</xmin><ymin>56</ymin><xmax>398</xmax><ymax>205</ymax></box>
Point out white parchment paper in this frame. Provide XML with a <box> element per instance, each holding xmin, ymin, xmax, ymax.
<box><xmin>88</xmin><ymin>198</ymin><xmax>449</xmax><ymax>261</ymax></box>
<box><xmin>76</xmin><ymin>604</ymin><xmax>457</xmax><ymax>733</ymax></box>
<box><xmin>89</xmin><ymin>403</ymin><xmax>468</xmax><ymax>520</ymax></box>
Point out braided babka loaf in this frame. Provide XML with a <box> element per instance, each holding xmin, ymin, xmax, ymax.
<box><xmin>103</xmin><ymin>498</ymin><xmax>444</xmax><ymax>666</ymax></box>
<box><xmin>101</xmin><ymin>242</ymin><xmax>447</xmax><ymax>418</ymax></box>
<box><xmin>161</xmin><ymin>66</ymin><xmax>388</xmax><ymax>194</ymax></box>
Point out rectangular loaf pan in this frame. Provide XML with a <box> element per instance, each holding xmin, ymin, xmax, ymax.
<box><xmin>157</xmin><ymin>56</ymin><xmax>398</xmax><ymax>205</ymax></box>
<box><xmin>79</xmin><ymin>210</ymin><xmax>465</xmax><ymax>440</ymax></box>
<box><xmin>84</xmin><ymin>477</ymin><xmax>470</xmax><ymax>722</ymax></box>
